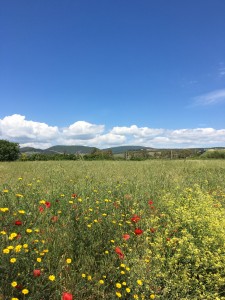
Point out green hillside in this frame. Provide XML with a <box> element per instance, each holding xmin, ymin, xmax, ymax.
<box><xmin>103</xmin><ymin>145</ymin><xmax>153</xmax><ymax>154</ymax></box>
<box><xmin>20</xmin><ymin>147</ymin><xmax>44</xmax><ymax>153</ymax></box>
<box><xmin>46</xmin><ymin>145</ymin><xmax>98</xmax><ymax>154</ymax></box>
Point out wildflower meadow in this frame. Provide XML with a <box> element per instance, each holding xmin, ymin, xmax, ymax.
<box><xmin>1</xmin><ymin>160</ymin><xmax>225</xmax><ymax>300</ymax></box>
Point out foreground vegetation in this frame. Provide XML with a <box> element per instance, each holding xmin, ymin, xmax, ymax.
<box><xmin>1</xmin><ymin>160</ymin><xmax>225</xmax><ymax>299</ymax></box>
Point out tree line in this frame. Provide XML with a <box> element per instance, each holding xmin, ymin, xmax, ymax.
<box><xmin>1</xmin><ymin>139</ymin><xmax>225</xmax><ymax>161</ymax></box>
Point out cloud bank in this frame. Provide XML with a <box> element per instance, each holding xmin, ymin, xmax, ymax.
<box><xmin>0</xmin><ymin>114</ymin><xmax>225</xmax><ymax>149</ymax></box>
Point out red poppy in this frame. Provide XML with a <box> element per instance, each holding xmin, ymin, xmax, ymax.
<box><xmin>39</xmin><ymin>206</ymin><xmax>44</xmax><ymax>212</ymax></box>
<box><xmin>115</xmin><ymin>247</ymin><xmax>124</xmax><ymax>259</ymax></box>
<box><xmin>131</xmin><ymin>214</ymin><xmax>141</xmax><ymax>223</ymax></box>
<box><xmin>134</xmin><ymin>228</ymin><xmax>143</xmax><ymax>235</ymax></box>
<box><xmin>15</xmin><ymin>220</ymin><xmax>22</xmax><ymax>226</ymax></box>
<box><xmin>62</xmin><ymin>292</ymin><xmax>73</xmax><ymax>300</ymax></box>
<box><xmin>71</xmin><ymin>194</ymin><xmax>77</xmax><ymax>198</ymax></box>
<box><xmin>148</xmin><ymin>200</ymin><xmax>153</xmax><ymax>205</ymax></box>
<box><xmin>122</xmin><ymin>234</ymin><xmax>130</xmax><ymax>241</ymax></box>
<box><xmin>45</xmin><ymin>201</ymin><xmax>51</xmax><ymax>208</ymax></box>
<box><xmin>33</xmin><ymin>269</ymin><xmax>41</xmax><ymax>277</ymax></box>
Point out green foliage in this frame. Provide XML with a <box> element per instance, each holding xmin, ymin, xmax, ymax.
<box><xmin>0</xmin><ymin>139</ymin><xmax>20</xmax><ymax>161</ymax></box>
<box><xmin>201</xmin><ymin>150</ymin><xmax>225</xmax><ymax>159</ymax></box>
<box><xmin>83</xmin><ymin>149</ymin><xmax>114</xmax><ymax>160</ymax></box>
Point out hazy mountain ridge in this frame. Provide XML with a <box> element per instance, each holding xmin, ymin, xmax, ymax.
<box><xmin>20</xmin><ymin>145</ymin><xmax>153</xmax><ymax>154</ymax></box>
<box><xmin>19</xmin><ymin>145</ymin><xmax>225</xmax><ymax>156</ymax></box>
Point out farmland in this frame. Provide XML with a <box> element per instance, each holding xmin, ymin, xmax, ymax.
<box><xmin>1</xmin><ymin>160</ymin><xmax>225</xmax><ymax>299</ymax></box>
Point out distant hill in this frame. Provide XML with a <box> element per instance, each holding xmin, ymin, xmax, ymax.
<box><xmin>46</xmin><ymin>145</ymin><xmax>98</xmax><ymax>154</ymax></box>
<box><xmin>20</xmin><ymin>147</ymin><xmax>45</xmax><ymax>154</ymax></box>
<box><xmin>20</xmin><ymin>145</ymin><xmax>99</xmax><ymax>155</ymax></box>
<box><xmin>20</xmin><ymin>145</ymin><xmax>224</xmax><ymax>156</ymax></box>
<box><xmin>103</xmin><ymin>145</ymin><xmax>154</xmax><ymax>154</ymax></box>
<box><xmin>20</xmin><ymin>145</ymin><xmax>153</xmax><ymax>155</ymax></box>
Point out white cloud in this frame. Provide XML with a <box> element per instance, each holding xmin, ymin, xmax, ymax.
<box><xmin>194</xmin><ymin>89</ymin><xmax>225</xmax><ymax>106</ymax></box>
<box><xmin>62</xmin><ymin>121</ymin><xmax>104</xmax><ymax>139</ymax></box>
<box><xmin>0</xmin><ymin>114</ymin><xmax>225</xmax><ymax>149</ymax></box>
<box><xmin>0</xmin><ymin>114</ymin><xmax>59</xmax><ymax>144</ymax></box>
<box><xmin>111</xmin><ymin>125</ymin><xmax>164</xmax><ymax>137</ymax></box>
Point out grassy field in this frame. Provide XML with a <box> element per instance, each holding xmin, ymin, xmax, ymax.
<box><xmin>1</xmin><ymin>160</ymin><xmax>225</xmax><ymax>300</ymax></box>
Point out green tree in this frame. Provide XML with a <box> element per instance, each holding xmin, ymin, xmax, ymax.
<box><xmin>0</xmin><ymin>140</ymin><xmax>20</xmax><ymax>161</ymax></box>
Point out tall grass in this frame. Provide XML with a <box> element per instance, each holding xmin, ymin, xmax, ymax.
<box><xmin>1</xmin><ymin>160</ymin><xmax>225</xmax><ymax>299</ymax></box>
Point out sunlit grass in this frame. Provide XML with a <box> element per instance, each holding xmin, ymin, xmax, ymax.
<box><xmin>1</xmin><ymin>160</ymin><xmax>225</xmax><ymax>299</ymax></box>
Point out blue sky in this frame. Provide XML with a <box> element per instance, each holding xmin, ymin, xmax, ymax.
<box><xmin>0</xmin><ymin>0</ymin><xmax>225</xmax><ymax>148</ymax></box>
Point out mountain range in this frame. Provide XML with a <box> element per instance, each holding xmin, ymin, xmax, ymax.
<box><xmin>20</xmin><ymin>145</ymin><xmax>153</xmax><ymax>155</ymax></box>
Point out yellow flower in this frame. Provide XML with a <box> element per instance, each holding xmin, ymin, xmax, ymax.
<box><xmin>99</xmin><ymin>279</ymin><xmax>104</xmax><ymax>284</ymax></box>
<box><xmin>11</xmin><ymin>298</ymin><xmax>19</xmax><ymax>300</ymax></box>
<box><xmin>9</xmin><ymin>233</ymin><xmax>17</xmax><ymax>240</ymax></box>
<box><xmin>105</xmin><ymin>250</ymin><xmax>109</xmax><ymax>254</ymax></box>
<box><xmin>66</xmin><ymin>258</ymin><xmax>72</xmax><ymax>264</ymax></box>
<box><xmin>126</xmin><ymin>288</ymin><xmax>131</xmax><ymax>293</ymax></box>
<box><xmin>14</xmin><ymin>245</ymin><xmax>22</xmax><ymax>252</ymax></box>
<box><xmin>16</xmin><ymin>194</ymin><xmax>23</xmax><ymax>198</ymax></box>
<box><xmin>3</xmin><ymin>189</ymin><xmax>8</xmax><ymax>193</ymax></box>
<box><xmin>48</xmin><ymin>275</ymin><xmax>55</xmax><ymax>281</ymax></box>
<box><xmin>22</xmin><ymin>289</ymin><xmax>29</xmax><ymax>294</ymax></box>
<box><xmin>26</xmin><ymin>229</ymin><xmax>32</xmax><ymax>233</ymax></box>
<box><xmin>3</xmin><ymin>248</ymin><xmax>10</xmax><ymax>254</ymax></box>
<box><xmin>0</xmin><ymin>207</ymin><xmax>9</xmax><ymax>212</ymax></box>
<box><xmin>116</xmin><ymin>292</ymin><xmax>122</xmax><ymax>298</ymax></box>
<box><xmin>37</xmin><ymin>257</ymin><xmax>42</xmax><ymax>262</ymax></box>
<box><xmin>10</xmin><ymin>258</ymin><xmax>17</xmax><ymax>263</ymax></box>
<box><xmin>122</xmin><ymin>282</ymin><xmax>127</xmax><ymax>286</ymax></box>
<box><xmin>1</xmin><ymin>230</ymin><xmax>6</xmax><ymax>234</ymax></box>
<box><xmin>11</xmin><ymin>281</ymin><xmax>17</xmax><ymax>287</ymax></box>
<box><xmin>23</xmin><ymin>244</ymin><xmax>28</xmax><ymax>248</ymax></box>
<box><xmin>137</xmin><ymin>279</ymin><xmax>143</xmax><ymax>286</ymax></box>
<box><xmin>18</xmin><ymin>210</ymin><xmax>25</xmax><ymax>214</ymax></box>
<box><xmin>121</xmin><ymin>271</ymin><xmax>125</xmax><ymax>275</ymax></box>
<box><xmin>87</xmin><ymin>275</ymin><xmax>92</xmax><ymax>281</ymax></box>
<box><xmin>134</xmin><ymin>295</ymin><xmax>139</xmax><ymax>299</ymax></box>
<box><xmin>82</xmin><ymin>273</ymin><xmax>86</xmax><ymax>278</ymax></box>
<box><xmin>116</xmin><ymin>283</ymin><xmax>122</xmax><ymax>289</ymax></box>
<box><xmin>150</xmin><ymin>295</ymin><xmax>155</xmax><ymax>299</ymax></box>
